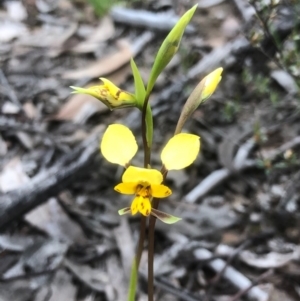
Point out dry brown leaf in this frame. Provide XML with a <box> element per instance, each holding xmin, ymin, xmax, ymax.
<box><xmin>23</xmin><ymin>102</ymin><xmax>38</xmax><ymax>119</ymax></box>
<box><xmin>113</xmin><ymin>218</ymin><xmax>134</xmax><ymax>278</ymax></box>
<box><xmin>106</xmin><ymin>255</ymin><xmax>127</xmax><ymax>301</ymax></box>
<box><xmin>17</xmin><ymin>23</ymin><xmax>77</xmax><ymax>52</ymax></box>
<box><xmin>48</xmin><ymin>270</ymin><xmax>77</xmax><ymax>301</ymax></box>
<box><xmin>0</xmin><ymin>157</ymin><xmax>30</xmax><ymax>192</ymax></box>
<box><xmin>16</xmin><ymin>131</ymin><xmax>35</xmax><ymax>149</ymax></box>
<box><xmin>25</xmin><ymin>198</ymin><xmax>88</xmax><ymax>244</ymax></box>
<box><xmin>5</xmin><ymin>1</ymin><xmax>27</xmax><ymax>21</ymax></box>
<box><xmin>72</xmin><ymin>16</ymin><xmax>115</xmax><ymax>53</ymax></box>
<box><xmin>62</xmin><ymin>39</ymin><xmax>133</xmax><ymax>79</ymax></box>
<box><xmin>2</xmin><ymin>101</ymin><xmax>21</xmax><ymax>114</ymax></box>
<box><xmin>51</xmin><ymin>91</ymin><xmax>108</xmax><ymax>123</ymax></box>
<box><xmin>239</xmin><ymin>250</ymin><xmax>298</xmax><ymax>269</ymax></box>
<box><xmin>0</xmin><ymin>20</ymin><xmax>28</xmax><ymax>42</ymax></box>
<box><xmin>0</xmin><ymin>135</ymin><xmax>8</xmax><ymax>156</ymax></box>
<box><xmin>64</xmin><ymin>259</ymin><xmax>108</xmax><ymax>292</ymax></box>
<box><xmin>105</xmin><ymin>62</ymin><xmax>132</xmax><ymax>85</ymax></box>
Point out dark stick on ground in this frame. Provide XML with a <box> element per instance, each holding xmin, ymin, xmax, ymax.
<box><xmin>0</xmin><ymin>128</ymin><xmax>103</xmax><ymax>230</ymax></box>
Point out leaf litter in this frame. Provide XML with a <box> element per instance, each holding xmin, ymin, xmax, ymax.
<box><xmin>0</xmin><ymin>0</ymin><xmax>300</xmax><ymax>300</ymax></box>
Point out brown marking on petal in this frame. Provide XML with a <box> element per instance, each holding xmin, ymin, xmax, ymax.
<box><xmin>115</xmin><ymin>89</ymin><xmax>123</xmax><ymax>99</ymax></box>
<box><xmin>145</xmin><ymin>209</ymin><xmax>150</xmax><ymax>216</ymax></box>
<box><xmin>100</xmin><ymin>88</ymin><xmax>108</xmax><ymax>98</ymax></box>
<box><xmin>140</xmin><ymin>201</ymin><xmax>144</xmax><ymax>209</ymax></box>
<box><xmin>165</xmin><ymin>190</ymin><xmax>170</xmax><ymax>196</ymax></box>
<box><xmin>136</xmin><ymin>184</ymin><xmax>143</xmax><ymax>194</ymax></box>
<box><xmin>116</xmin><ymin>188</ymin><xmax>121</xmax><ymax>192</ymax></box>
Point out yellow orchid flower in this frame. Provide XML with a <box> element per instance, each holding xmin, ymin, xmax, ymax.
<box><xmin>100</xmin><ymin>124</ymin><xmax>200</xmax><ymax>224</ymax></box>
<box><xmin>70</xmin><ymin>78</ymin><xmax>136</xmax><ymax>110</ymax></box>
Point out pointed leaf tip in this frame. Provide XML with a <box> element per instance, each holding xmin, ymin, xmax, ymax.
<box><xmin>147</xmin><ymin>5</ymin><xmax>197</xmax><ymax>94</ymax></box>
<box><xmin>118</xmin><ymin>207</ymin><xmax>131</xmax><ymax>215</ymax></box>
<box><xmin>151</xmin><ymin>208</ymin><xmax>182</xmax><ymax>224</ymax></box>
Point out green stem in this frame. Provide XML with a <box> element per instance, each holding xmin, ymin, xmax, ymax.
<box><xmin>127</xmin><ymin>259</ymin><xmax>138</xmax><ymax>301</ymax></box>
<box><xmin>141</xmin><ymin>95</ymin><xmax>152</xmax><ymax>167</ymax></box>
<box><xmin>128</xmin><ymin>216</ymin><xmax>146</xmax><ymax>301</ymax></box>
<box><xmin>147</xmin><ymin>199</ymin><xmax>159</xmax><ymax>301</ymax></box>
<box><xmin>142</xmin><ymin>93</ymin><xmax>155</xmax><ymax>301</ymax></box>
<box><xmin>136</xmin><ymin>216</ymin><xmax>146</xmax><ymax>267</ymax></box>
<box><xmin>127</xmin><ymin>92</ymin><xmax>152</xmax><ymax>301</ymax></box>
<box><xmin>148</xmin><ymin>167</ymin><xmax>168</xmax><ymax>301</ymax></box>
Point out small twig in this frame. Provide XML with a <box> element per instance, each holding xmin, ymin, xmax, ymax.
<box><xmin>155</xmin><ymin>277</ymin><xmax>202</xmax><ymax>301</ymax></box>
<box><xmin>249</xmin><ymin>0</ymin><xmax>282</xmax><ymax>57</ymax></box>
<box><xmin>228</xmin><ymin>269</ymin><xmax>273</xmax><ymax>301</ymax></box>
<box><xmin>0</xmin><ymin>268</ymin><xmax>57</xmax><ymax>282</ymax></box>
<box><xmin>110</xmin><ymin>7</ymin><xmax>195</xmax><ymax>33</ymax></box>
<box><xmin>232</xmin><ymin>0</ymin><xmax>255</xmax><ymax>23</ymax></box>
<box><xmin>0</xmin><ymin>69</ymin><xmax>23</xmax><ymax>110</ymax></box>
<box><xmin>185</xmin><ymin>132</ymin><xmax>300</xmax><ymax>203</ymax></box>
<box><xmin>205</xmin><ymin>240</ymin><xmax>251</xmax><ymax>301</ymax></box>
<box><xmin>0</xmin><ymin>116</ymin><xmax>61</xmax><ymax>148</ymax></box>
<box><xmin>185</xmin><ymin>138</ymin><xmax>256</xmax><ymax>203</ymax></box>
<box><xmin>194</xmin><ymin>248</ymin><xmax>269</xmax><ymax>301</ymax></box>
<box><xmin>139</xmin><ymin>270</ymin><xmax>202</xmax><ymax>301</ymax></box>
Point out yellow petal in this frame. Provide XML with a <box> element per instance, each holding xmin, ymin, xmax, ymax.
<box><xmin>122</xmin><ymin>166</ymin><xmax>163</xmax><ymax>185</ymax></box>
<box><xmin>100</xmin><ymin>124</ymin><xmax>138</xmax><ymax>166</ymax></box>
<box><xmin>151</xmin><ymin>184</ymin><xmax>172</xmax><ymax>198</ymax></box>
<box><xmin>161</xmin><ymin>133</ymin><xmax>200</xmax><ymax>170</ymax></box>
<box><xmin>114</xmin><ymin>183</ymin><xmax>137</xmax><ymax>194</ymax></box>
<box><xmin>138</xmin><ymin>197</ymin><xmax>151</xmax><ymax>216</ymax></box>
<box><xmin>201</xmin><ymin>67</ymin><xmax>223</xmax><ymax>100</ymax></box>
<box><xmin>131</xmin><ymin>197</ymin><xmax>139</xmax><ymax>215</ymax></box>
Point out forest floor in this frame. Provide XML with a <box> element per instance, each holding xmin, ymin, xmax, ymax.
<box><xmin>0</xmin><ymin>0</ymin><xmax>300</xmax><ymax>300</ymax></box>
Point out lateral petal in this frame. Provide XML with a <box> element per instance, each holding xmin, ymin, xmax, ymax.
<box><xmin>161</xmin><ymin>133</ymin><xmax>200</xmax><ymax>170</ymax></box>
<box><xmin>151</xmin><ymin>184</ymin><xmax>172</xmax><ymax>198</ymax></box>
<box><xmin>114</xmin><ymin>183</ymin><xmax>136</xmax><ymax>194</ymax></box>
<box><xmin>100</xmin><ymin>124</ymin><xmax>138</xmax><ymax>166</ymax></box>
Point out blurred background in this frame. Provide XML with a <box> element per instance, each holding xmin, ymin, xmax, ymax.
<box><xmin>0</xmin><ymin>0</ymin><xmax>300</xmax><ymax>300</ymax></box>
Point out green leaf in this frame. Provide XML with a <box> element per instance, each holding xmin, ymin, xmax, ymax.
<box><xmin>130</xmin><ymin>58</ymin><xmax>146</xmax><ymax>109</ymax></box>
<box><xmin>88</xmin><ymin>0</ymin><xmax>113</xmax><ymax>17</ymax></box>
<box><xmin>118</xmin><ymin>207</ymin><xmax>131</xmax><ymax>215</ymax></box>
<box><xmin>146</xmin><ymin>5</ymin><xmax>197</xmax><ymax>95</ymax></box>
<box><xmin>151</xmin><ymin>208</ymin><xmax>182</xmax><ymax>224</ymax></box>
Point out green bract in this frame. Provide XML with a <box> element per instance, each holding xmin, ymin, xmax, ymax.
<box><xmin>130</xmin><ymin>58</ymin><xmax>146</xmax><ymax>109</ymax></box>
<box><xmin>146</xmin><ymin>4</ymin><xmax>197</xmax><ymax>95</ymax></box>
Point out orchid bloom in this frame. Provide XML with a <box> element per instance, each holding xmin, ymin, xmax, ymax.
<box><xmin>100</xmin><ymin>124</ymin><xmax>200</xmax><ymax>224</ymax></box>
<box><xmin>70</xmin><ymin>78</ymin><xmax>136</xmax><ymax>110</ymax></box>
